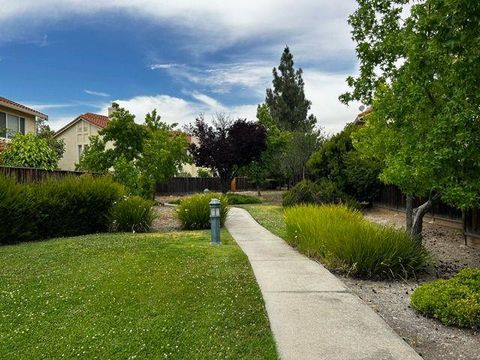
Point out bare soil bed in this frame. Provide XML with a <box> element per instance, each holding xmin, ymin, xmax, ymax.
<box><xmin>342</xmin><ymin>208</ymin><xmax>480</xmax><ymax>360</ymax></box>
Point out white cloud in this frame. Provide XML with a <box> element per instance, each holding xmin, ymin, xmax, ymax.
<box><xmin>84</xmin><ymin>89</ymin><xmax>110</xmax><ymax>97</ymax></box>
<box><xmin>190</xmin><ymin>92</ymin><xmax>224</xmax><ymax>109</ymax></box>
<box><xmin>303</xmin><ymin>70</ymin><xmax>361</xmax><ymax>134</ymax></box>
<box><xmin>155</xmin><ymin>62</ymin><xmax>273</xmax><ymax>95</ymax></box>
<box><xmin>99</xmin><ymin>95</ymin><xmax>200</xmax><ymax>128</ymax></box>
<box><xmin>150</xmin><ymin>63</ymin><xmax>179</xmax><ymax>70</ymax></box>
<box><xmin>24</xmin><ymin>103</ymin><xmax>74</xmax><ymax>111</ymax></box>
<box><xmin>92</xmin><ymin>93</ymin><xmax>257</xmax><ymax>130</ymax></box>
<box><xmin>0</xmin><ymin>0</ymin><xmax>357</xmax><ymax>59</ymax></box>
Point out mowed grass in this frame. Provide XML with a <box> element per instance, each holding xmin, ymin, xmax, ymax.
<box><xmin>0</xmin><ymin>231</ymin><xmax>278</xmax><ymax>359</ymax></box>
<box><xmin>239</xmin><ymin>204</ymin><xmax>287</xmax><ymax>239</ymax></box>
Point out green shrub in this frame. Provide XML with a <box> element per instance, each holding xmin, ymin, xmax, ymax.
<box><xmin>225</xmin><ymin>193</ymin><xmax>262</xmax><ymax>205</ymax></box>
<box><xmin>110</xmin><ymin>196</ymin><xmax>156</xmax><ymax>233</ymax></box>
<box><xmin>285</xmin><ymin>204</ymin><xmax>428</xmax><ymax>279</ymax></box>
<box><xmin>177</xmin><ymin>193</ymin><xmax>229</xmax><ymax>230</ymax></box>
<box><xmin>33</xmin><ymin>176</ymin><xmax>124</xmax><ymax>239</ymax></box>
<box><xmin>411</xmin><ymin>268</ymin><xmax>480</xmax><ymax>328</ymax></box>
<box><xmin>282</xmin><ymin>179</ymin><xmax>360</xmax><ymax>209</ymax></box>
<box><xmin>197</xmin><ymin>169</ymin><xmax>212</xmax><ymax>178</ymax></box>
<box><xmin>0</xmin><ymin>174</ymin><xmax>124</xmax><ymax>244</ymax></box>
<box><xmin>0</xmin><ymin>175</ymin><xmax>36</xmax><ymax>244</ymax></box>
<box><xmin>282</xmin><ymin>180</ymin><xmax>320</xmax><ymax>207</ymax></box>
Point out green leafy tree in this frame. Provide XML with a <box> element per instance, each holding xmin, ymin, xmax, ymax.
<box><xmin>0</xmin><ymin>133</ymin><xmax>59</xmax><ymax>170</ymax></box>
<box><xmin>78</xmin><ymin>105</ymin><xmax>190</xmax><ymax>199</ymax></box>
<box><xmin>247</xmin><ymin>104</ymin><xmax>289</xmax><ymax>193</ymax></box>
<box><xmin>307</xmin><ymin>123</ymin><xmax>382</xmax><ymax>203</ymax></box>
<box><xmin>138</xmin><ymin>110</ymin><xmax>190</xmax><ymax>199</ymax></box>
<box><xmin>197</xmin><ymin>169</ymin><xmax>212</xmax><ymax>178</ymax></box>
<box><xmin>341</xmin><ymin>0</ymin><xmax>480</xmax><ymax>239</ymax></box>
<box><xmin>36</xmin><ymin>122</ymin><xmax>65</xmax><ymax>161</ymax></box>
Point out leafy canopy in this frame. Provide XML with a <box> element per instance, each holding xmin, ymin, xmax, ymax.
<box><xmin>78</xmin><ymin>104</ymin><xmax>190</xmax><ymax>198</ymax></box>
<box><xmin>189</xmin><ymin>114</ymin><xmax>267</xmax><ymax>193</ymax></box>
<box><xmin>308</xmin><ymin>123</ymin><xmax>382</xmax><ymax>203</ymax></box>
<box><xmin>0</xmin><ymin>133</ymin><xmax>59</xmax><ymax>170</ymax></box>
<box><xmin>341</xmin><ymin>0</ymin><xmax>480</xmax><ymax>209</ymax></box>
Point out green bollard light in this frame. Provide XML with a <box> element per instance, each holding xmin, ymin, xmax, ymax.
<box><xmin>209</xmin><ymin>198</ymin><xmax>221</xmax><ymax>245</ymax></box>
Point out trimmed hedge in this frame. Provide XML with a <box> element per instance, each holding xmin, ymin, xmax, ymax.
<box><xmin>285</xmin><ymin>204</ymin><xmax>428</xmax><ymax>279</ymax></box>
<box><xmin>411</xmin><ymin>268</ymin><xmax>480</xmax><ymax>328</ymax></box>
<box><xmin>0</xmin><ymin>174</ymin><xmax>124</xmax><ymax>244</ymax></box>
<box><xmin>177</xmin><ymin>193</ymin><xmax>229</xmax><ymax>230</ymax></box>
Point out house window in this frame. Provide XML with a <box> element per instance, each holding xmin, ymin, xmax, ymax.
<box><xmin>0</xmin><ymin>112</ymin><xmax>25</xmax><ymax>139</ymax></box>
<box><xmin>78</xmin><ymin>145</ymin><xmax>83</xmax><ymax>161</ymax></box>
<box><xmin>0</xmin><ymin>112</ymin><xmax>5</xmax><ymax>138</ymax></box>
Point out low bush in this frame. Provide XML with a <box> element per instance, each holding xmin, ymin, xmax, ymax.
<box><xmin>284</xmin><ymin>204</ymin><xmax>428</xmax><ymax>279</ymax></box>
<box><xmin>0</xmin><ymin>174</ymin><xmax>124</xmax><ymax>244</ymax></box>
<box><xmin>177</xmin><ymin>193</ymin><xmax>229</xmax><ymax>230</ymax></box>
<box><xmin>282</xmin><ymin>180</ymin><xmax>320</xmax><ymax>207</ymax></box>
<box><xmin>225</xmin><ymin>193</ymin><xmax>262</xmax><ymax>205</ymax></box>
<box><xmin>282</xmin><ymin>179</ymin><xmax>360</xmax><ymax>209</ymax></box>
<box><xmin>110</xmin><ymin>196</ymin><xmax>156</xmax><ymax>233</ymax></box>
<box><xmin>411</xmin><ymin>268</ymin><xmax>480</xmax><ymax>328</ymax></box>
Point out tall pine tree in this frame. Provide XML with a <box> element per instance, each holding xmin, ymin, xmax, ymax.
<box><xmin>266</xmin><ymin>47</ymin><xmax>317</xmax><ymax>131</ymax></box>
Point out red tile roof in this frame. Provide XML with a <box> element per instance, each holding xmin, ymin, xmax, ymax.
<box><xmin>80</xmin><ymin>113</ymin><xmax>109</xmax><ymax>129</ymax></box>
<box><xmin>354</xmin><ymin>107</ymin><xmax>373</xmax><ymax>125</ymax></box>
<box><xmin>0</xmin><ymin>96</ymin><xmax>48</xmax><ymax>119</ymax></box>
<box><xmin>54</xmin><ymin>113</ymin><xmax>109</xmax><ymax>137</ymax></box>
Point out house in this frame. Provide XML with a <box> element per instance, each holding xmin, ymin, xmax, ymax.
<box><xmin>0</xmin><ymin>96</ymin><xmax>48</xmax><ymax>141</ymax></box>
<box><xmin>55</xmin><ymin>111</ymin><xmax>202</xmax><ymax>175</ymax></box>
<box><xmin>54</xmin><ymin>112</ymin><xmax>109</xmax><ymax>171</ymax></box>
<box><xmin>353</xmin><ymin>106</ymin><xmax>373</xmax><ymax>126</ymax></box>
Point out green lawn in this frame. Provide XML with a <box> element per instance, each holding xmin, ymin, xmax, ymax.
<box><xmin>0</xmin><ymin>230</ymin><xmax>278</xmax><ymax>359</ymax></box>
<box><xmin>240</xmin><ymin>204</ymin><xmax>287</xmax><ymax>239</ymax></box>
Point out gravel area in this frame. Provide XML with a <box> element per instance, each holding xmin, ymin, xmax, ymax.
<box><xmin>151</xmin><ymin>205</ymin><xmax>182</xmax><ymax>232</ymax></box>
<box><xmin>342</xmin><ymin>208</ymin><xmax>480</xmax><ymax>360</ymax></box>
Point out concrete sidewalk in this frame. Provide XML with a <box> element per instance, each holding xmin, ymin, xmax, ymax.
<box><xmin>226</xmin><ymin>207</ymin><xmax>421</xmax><ymax>360</ymax></box>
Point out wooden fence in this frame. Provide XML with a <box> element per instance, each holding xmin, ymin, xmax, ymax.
<box><xmin>375</xmin><ymin>185</ymin><xmax>480</xmax><ymax>239</ymax></box>
<box><xmin>0</xmin><ymin>166</ymin><xmax>87</xmax><ymax>183</ymax></box>
<box><xmin>156</xmin><ymin>177</ymin><xmax>254</xmax><ymax>194</ymax></box>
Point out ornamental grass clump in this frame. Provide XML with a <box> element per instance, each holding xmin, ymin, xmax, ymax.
<box><xmin>284</xmin><ymin>204</ymin><xmax>428</xmax><ymax>279</ymax></box>
<box><xmin>110</xmin><ymin>196</ymin><xmax>156</xmax><ymax>233</ymax></box>
<box><xmin>177</xmin><ymin>193</ymin><xmax>229</xmax><ymax>230</ymax></box>
<box><xmin>411</xmin><ymin>267</ymin><xmax>480</xmax><ymax>328</ymax></box>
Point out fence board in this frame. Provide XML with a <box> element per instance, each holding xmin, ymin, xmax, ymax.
<box><xmin>375</xmin><ymin>185</ymin><xmax>479</xmax><ymax>238</ymax></box>
<box><xmin>156</xmin><ymin>177</ymin><xmax>254</xmax><ymax>194</ymax></box>
<box><xmin>0</xmin><ymin>166</ymin><xmax>87</xmax><ymax>183</ymax></box>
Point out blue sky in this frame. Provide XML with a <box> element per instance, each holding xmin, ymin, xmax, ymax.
<box><xmin>0</xmin><ymin>0</ymin><xmax>361</xmax><ymax>133</ymax></box>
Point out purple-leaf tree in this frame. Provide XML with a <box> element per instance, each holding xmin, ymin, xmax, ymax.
<box><xmin>189</xmin><ymin>115</ymin><xmax>267</xmax><ymax>193</ymax></box>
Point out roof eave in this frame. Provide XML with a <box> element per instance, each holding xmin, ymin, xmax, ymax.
<box><xmin>0</xmin><ymin>99</ymin><xmax>48</xmax><ymax>120</ymax></box>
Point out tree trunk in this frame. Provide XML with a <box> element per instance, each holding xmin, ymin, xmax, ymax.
<box><xmin>256</xmin><ymin>182</ymin><xmax>261</xmax><ymax>197</ymax></box>
<box><xmin>406</xmin><ymin>195</ymin><xmax>413</xmax><ymax>233</ymax></box>
<box><xmin>411</xmin><ymin>199</ymin><xmax>433</xmax><ymax>242</ymax></box>
<box><xmin>220</xmin><ymin>178</ymin><xmax>230</xmax><ymax>194</ymax></box>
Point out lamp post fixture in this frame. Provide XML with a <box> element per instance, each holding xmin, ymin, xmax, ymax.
<box><xmin>209</xmin><ymin>198</ymin><xmax>221</xmax><ymax>245</ymax></box>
